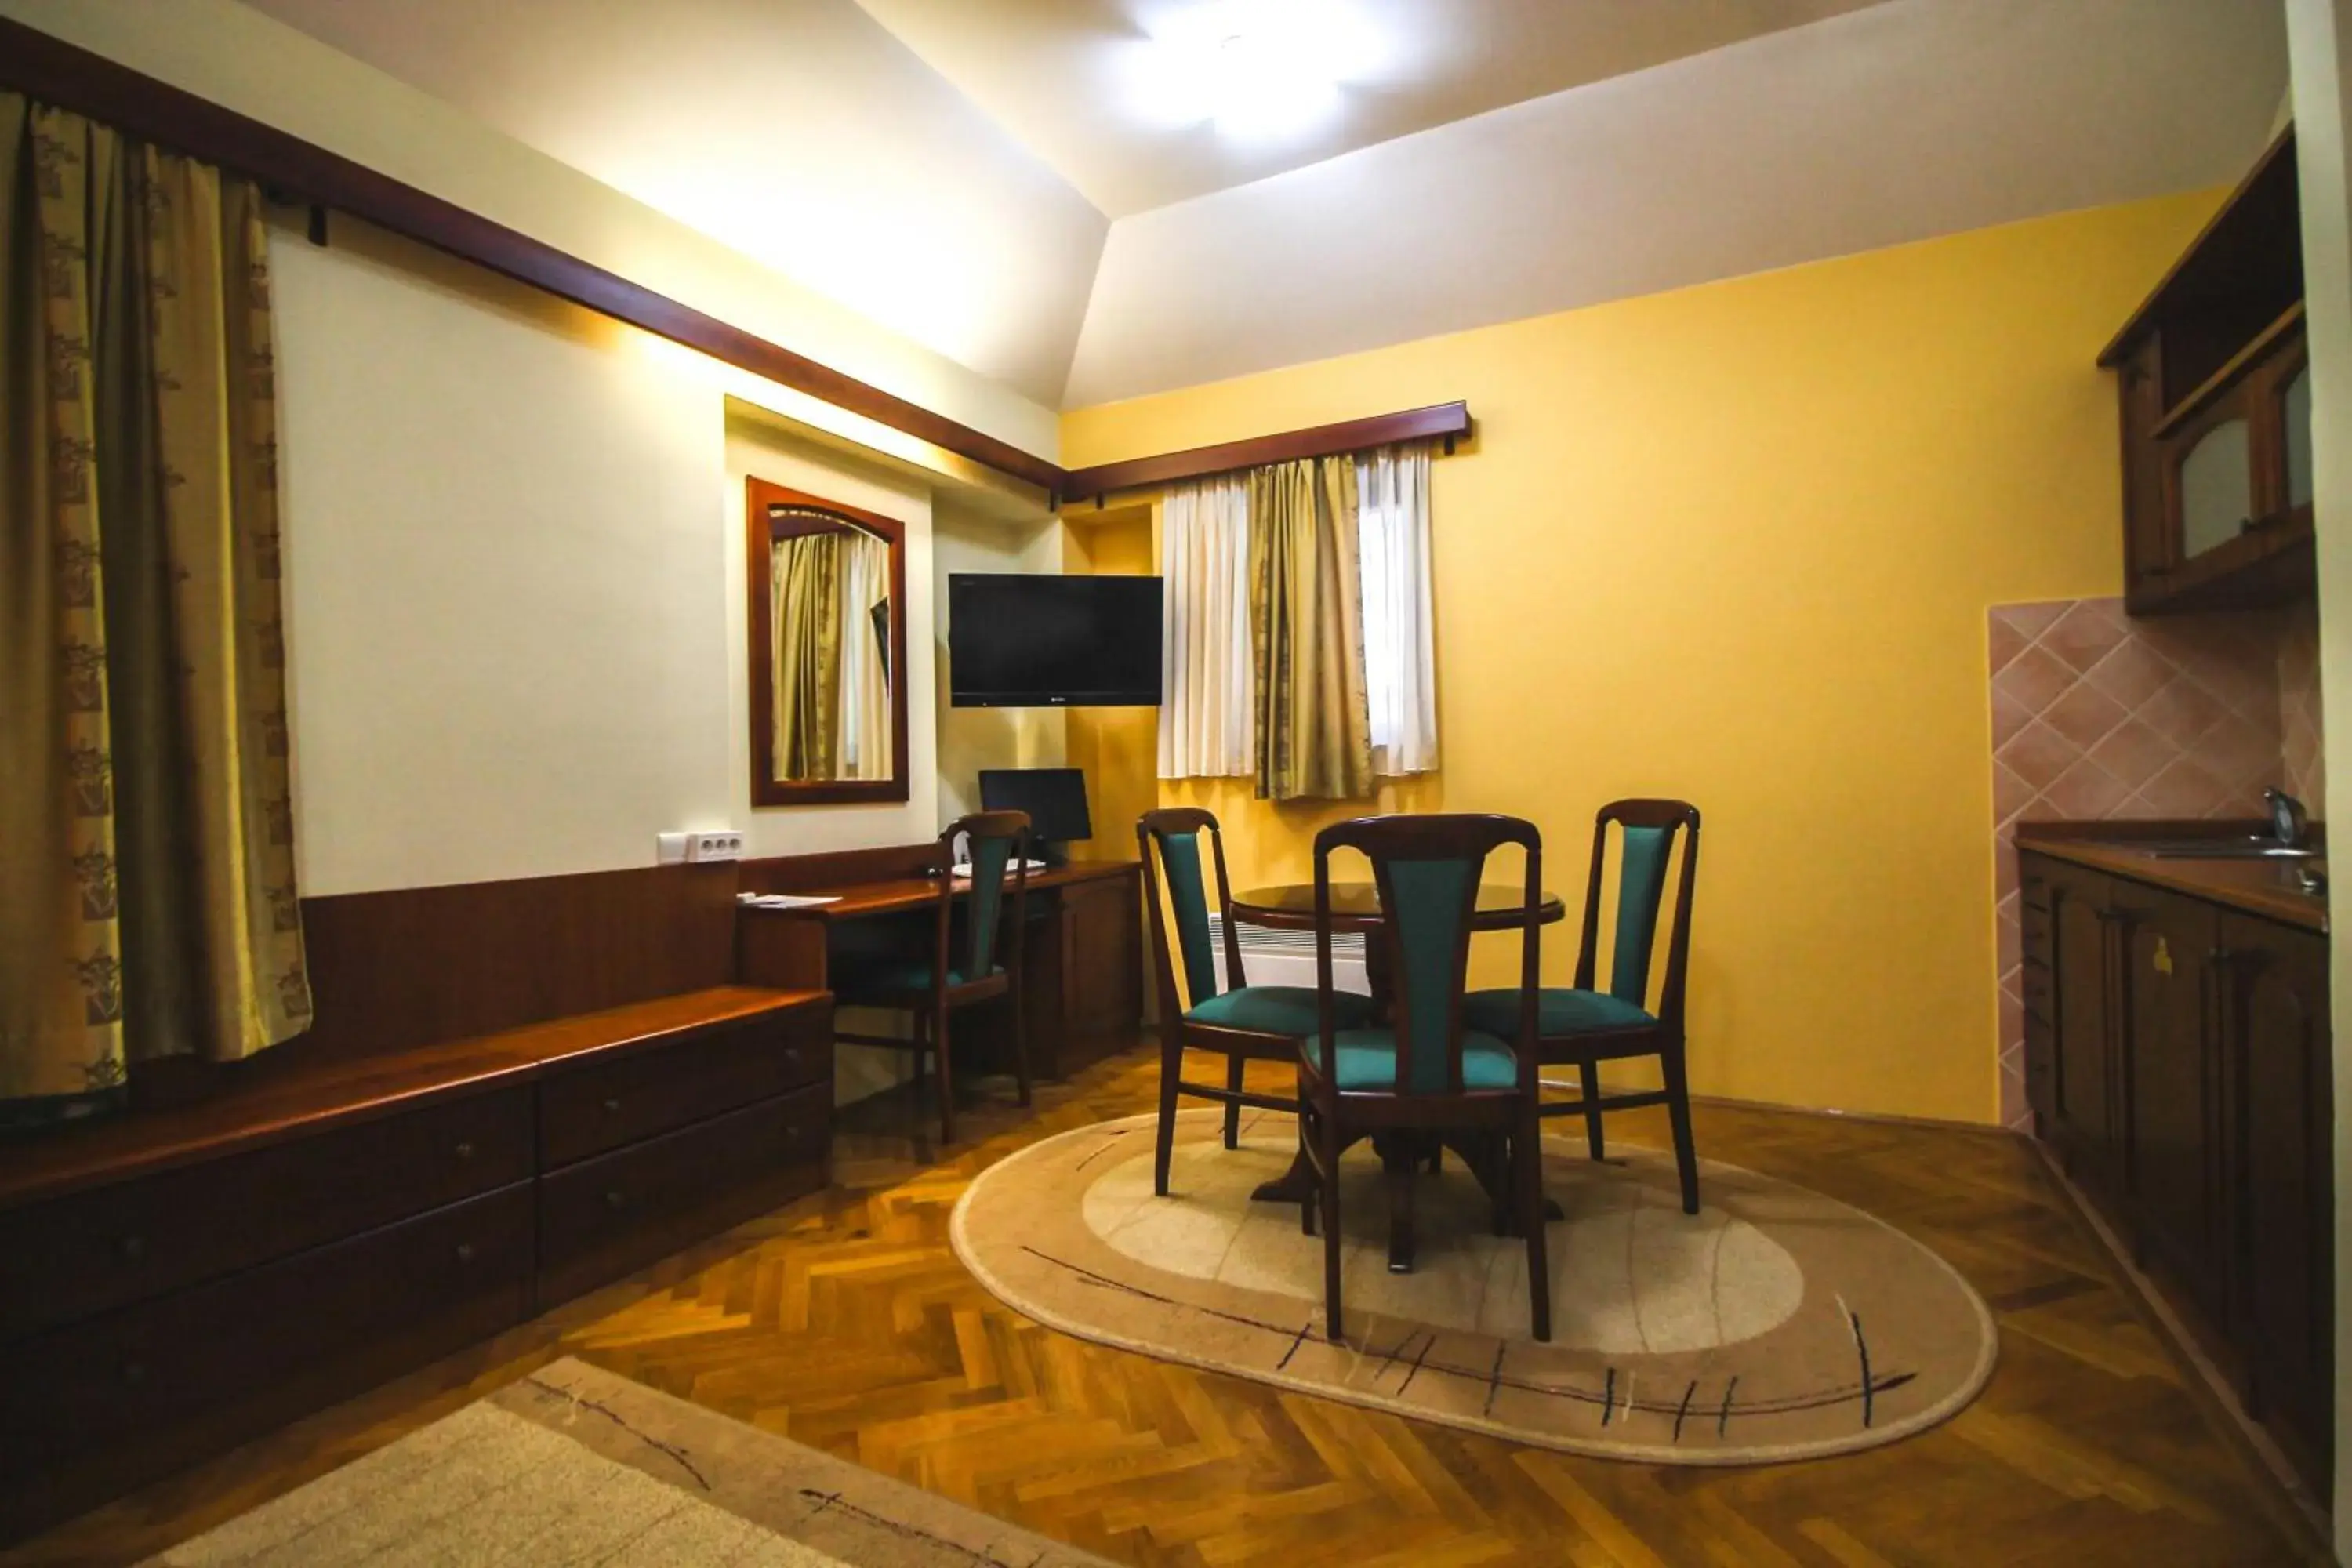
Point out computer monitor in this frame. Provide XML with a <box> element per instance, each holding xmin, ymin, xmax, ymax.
<box><xmin>978</xmin><ymin>768</ymin><xmax>1092</xmax><ymax>865</ymax></box>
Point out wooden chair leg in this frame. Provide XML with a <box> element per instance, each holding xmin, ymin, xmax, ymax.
<box><xmin>933</xmin><ymin>1001</ymin><xmax>956</xmax><ymax>1147</ymax></box>
<box><xmin>1517</xmin><ymin>1106</ymin><xmax>1551</xmax><ymax>1342</ymax></box>
<box><xmin>1223</xmin><ymin>1054</ymin><xmax>1245</xmax><ymax>1149</ymax></box>
<box><xmin>909</xmin><ymin>1011</ymin><xmax>932</xmax><ymax>1162</ymax></box>
<box><xmin>1661</xmin><ymin>1044</ymin><xmax>1700</xmax><ymax>1215</ymax></box>
<box><xmin>1318</xmin><ymin>1112</ymin><xmax>1345</xmax><ymax>1341</ymax></box>
<box><xmin>1384</xmin><ymin>1140</ymin><xmax>1415</xmax><ymax>1276</ymax></box>
<box><xmin>1577</xmin><ymin>1060</ymin><xmax>1606</xmax><ymax>1160</ymax></box>
<box><xmin>1012</xmin><ymin>978</ymin><xmax>1032</xmax><ymax>1109</ymax></box>
<box><xmin>1153</xmin><ymin>1033</ymin><xmax>1183</xmax><ymax>1198</ymax></box>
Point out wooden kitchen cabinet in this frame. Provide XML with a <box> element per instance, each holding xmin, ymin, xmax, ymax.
<box><xmin>2019</xmin><ymin>844</ymin><xmax>2332</xmax><ymax>1493</ymax></box>
<box><xmin>2220</xmin><ymin>913</ymin><xmax>2333</xmax><ymax>1486</ymax></box>
<box><xmin>2103</xmin><ymin>129</ymin><xmax>2311</xmax><ymax>614</ymax></box>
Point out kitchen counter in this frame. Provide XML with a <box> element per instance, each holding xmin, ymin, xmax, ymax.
<box><xmin>2015</xmin><ymin>823</ymin><xmax>2327</xmax><ymax>933</ymax></box>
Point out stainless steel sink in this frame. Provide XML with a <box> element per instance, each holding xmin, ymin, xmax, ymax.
<box><xmin>2134</xmin><ymin>836</ymin><xmax>2321</xmax><ymax>860</ymax></box>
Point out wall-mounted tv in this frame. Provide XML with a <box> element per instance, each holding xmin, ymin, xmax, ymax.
<box><xmin>949</xmin><ymin>573</ymin><xmax>1162</xmax><ymax>707</ymax></box>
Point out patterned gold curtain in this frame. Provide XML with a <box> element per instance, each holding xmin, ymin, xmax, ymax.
<box><xmin>1250</xmin><ymin>456</ymin><xmax>1374</xmax><ymax>801</ymax></box>
<box><xmin>771</xmin><ymin>531</ymin><xmax>844</xmax><ymax>781</ymax></box>
<box><xmin>1</xmin><ymin>94</ymin><xmax>310</xmax><ymax>1127</ymax></box>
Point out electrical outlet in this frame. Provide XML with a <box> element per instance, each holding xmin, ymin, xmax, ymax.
<box><xmin>686</xmin><ymin>830</ymin><xmax>744</xmax><ymax>863</ymax></box>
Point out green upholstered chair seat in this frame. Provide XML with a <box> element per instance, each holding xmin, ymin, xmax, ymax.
<box><xmin>833</xmin><ymin>958</ymin><xmax>1005</xmax><ymax>997</ymax></box>
<box><xmin>1463</xmin><ymin>987</ymin><xmax>1653</xmax><ymax>1039</ymax></box>
<box><xmin>1301</xmin><ymin>1028</ymin><xmax>1519</xmax><ymax>1091</ymax></box>
<box><xmin>1185</xmin><ymin>985</ymin><xmax>1377</xmax><ymax>1036</ymax></box>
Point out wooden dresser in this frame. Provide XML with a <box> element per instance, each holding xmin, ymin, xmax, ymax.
<box><xmin>0</xmin><ymin>986</ymin><xmax>830</xmax><ymax>1541</ymax></box>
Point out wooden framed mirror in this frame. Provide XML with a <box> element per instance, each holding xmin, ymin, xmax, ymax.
<box><xmin>746</xmin><ymin>477</ymin><xmax>910</xmax><ymax>806</ymax></box>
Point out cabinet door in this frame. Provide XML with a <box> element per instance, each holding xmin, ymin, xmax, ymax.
<box><xmin>2045</xmin><ymin>866</ymin><xmax>2118</xmax><ymax>1196</ymax></box>
<box><xmin>2166</xmin><ymin>396</ymin><xmax>2256</xmax><ymax>562</ymax></box>
<box><xmin>2117</xmin><ymin>891</ymin><xmax>2223</xmax><ymax>1316</ymax></box>
<box><xmin>2220</xmin><ymin>913</ymin><xmax>2332</xmax><ymax>1485</ymax></box>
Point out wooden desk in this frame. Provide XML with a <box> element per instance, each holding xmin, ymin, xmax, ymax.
<box><xmin>737</xmin><ymin>855</ymin><xmax>1144</xmax><ymax>1080</ymax></box>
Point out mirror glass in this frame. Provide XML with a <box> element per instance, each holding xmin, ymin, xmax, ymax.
<box><xmin>748</xmin><ymin>481</ymin><xmax>909</xmax><ymax>804</ymax></box>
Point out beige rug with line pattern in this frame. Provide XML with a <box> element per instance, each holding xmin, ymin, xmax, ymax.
<box><xmin>950</xmin><ymin>1107</ymin><xmax>1997</xmax><ymax>1465</ymax></box>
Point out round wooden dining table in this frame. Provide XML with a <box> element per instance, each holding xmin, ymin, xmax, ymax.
<box><xmin>1225</xmin><ymin>880</ymin><xmax>1568</xmax><ymax>1273</ymax></box>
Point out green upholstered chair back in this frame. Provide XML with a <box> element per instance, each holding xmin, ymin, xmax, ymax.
<box><xmin>1574</xmin><ymin>800</ymin><xmax>1701</xmax><ymax>1020</ymax></box>
<box><xmin>1137</xmin><ymin>808</ymin><xmax>1243</xmax><ymax>1014</ymax></box>
<box><xmin>1314</xmin><ymin>815</ymin><xmax>1544</xmax><ymax>1096</ymax></box>
<box><xmin>943</xmin><ymin>810</ymin><xmax>1030</xmax><ymax>985</ymax></box>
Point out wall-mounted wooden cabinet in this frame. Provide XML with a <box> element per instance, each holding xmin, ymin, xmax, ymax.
<box><xmin>2104</xmin><ymin>130</ymin><xmax>2312</xmax><ymax>615</ymax></box>
<box><xmin>2020</xmin><ymin>848</ymin><xmax>2332</xmax><ymax>1494</ymax></box>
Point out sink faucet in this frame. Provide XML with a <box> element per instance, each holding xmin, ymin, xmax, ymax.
<box><xmin>2267</xmin><ymin>787</ymin><xmax>2310</xmax><ymax>848</ymax></box>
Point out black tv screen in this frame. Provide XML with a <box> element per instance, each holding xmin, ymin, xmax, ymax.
<box><xmin>949</xmin><ymin>574</ymin><xmax>1162</xmax><ymax>707</ymax></box>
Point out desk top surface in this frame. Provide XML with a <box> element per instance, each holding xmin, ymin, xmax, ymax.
<box><xmin>741</xmin><ymin>858</ymin><xmax>1137</xmax><ymax>921</ymax></box>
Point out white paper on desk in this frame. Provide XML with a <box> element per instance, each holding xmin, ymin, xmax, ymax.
<box><xmin>735</xmin><ymin>892</ymin><xmax>841</xmax><ymax>909</ymax></box>
<box><xmin>950</xmin><ymin>859</ymin><xmax>1049</xmax><ymax>879</ymax></box>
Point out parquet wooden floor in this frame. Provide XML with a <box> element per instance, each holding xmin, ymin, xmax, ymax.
<box><xmin>5</xmin><ymin>1045</ymin><xmax>2329</xmax><ymax>1567</ymax></box>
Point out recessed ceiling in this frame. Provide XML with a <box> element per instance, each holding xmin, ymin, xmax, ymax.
<box><xmin>849</xmin><ymin>0</ymin><xmax>1896</xmax><ymax>217</ymax></box>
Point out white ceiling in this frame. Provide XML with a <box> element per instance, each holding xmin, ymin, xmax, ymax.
<box><xmin>846</xmin><ymin>0</ymin><xmax>1893</xmax><ymax>218</ymax></box>
<box><xmin>238</xmin><ymin>0</ymin><xmax>2283</xmax><ymax>413</ymax></box>
<box><xmin>238</xmin><ymin>0</ymin><xmax>1109</xmax><ymax>408</ymax></box>
<box><xmin>1065</xmin><ymin>0</ymin><xmax>2289</xmax><ymax>405</ymax></box>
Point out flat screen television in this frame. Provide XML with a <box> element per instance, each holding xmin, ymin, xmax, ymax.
<box><xmin>949</xmin><ymin>574</ymin><xmax>1161</xmax><ymax>707</ymax></box>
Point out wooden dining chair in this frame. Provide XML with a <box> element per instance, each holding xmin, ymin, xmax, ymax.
<box><xmin>1138</xmin><ymin>808</ymin><xmax>1378</xmax><ymax>1196</ymax></box>
<box><xmin>833</xmin><ymin>810</ymin><xmax>1032</xmax><ymax>1148</ymax></box>
<box><xmin>1462</xmin><ymin>800</ymin><xmax>1702</xmax><ymax>1214</ymax></box>
<box><xmin>1299</xmin><ymin>813</ymin><xmax>1551</xmax><ymax>1343</ymax></box>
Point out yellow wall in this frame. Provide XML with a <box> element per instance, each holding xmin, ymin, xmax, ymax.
<box><xmin>1062</xmin><ymin>192</ymin><xmax>2223</xmax><ymax>1124</ymax></box>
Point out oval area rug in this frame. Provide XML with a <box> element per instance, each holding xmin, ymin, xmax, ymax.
<box><xmin>950</xmin><ymin>1108</ymin><xmax>1996</xmax><ymax>1465</ymax></box>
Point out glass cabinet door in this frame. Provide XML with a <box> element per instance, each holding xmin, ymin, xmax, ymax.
<box><xmin>2283</xmin><ymin>363</ymin><xmax>2314</xmax><ymax>512</ymax></box>
<box><xmin>2176</xmin><ymin>416</ymin><xmax>2252</xmax><ymax>560</ymax></box>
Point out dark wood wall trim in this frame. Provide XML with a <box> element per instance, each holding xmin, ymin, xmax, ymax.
<box><xmin>0</xmin><ymin>15</ymin><xmax>1061</xmax><ymax>494</ymax></box>
<box><xmin>1058</xmin><ymin>401</ymin><xmax>1473</xmax><ymax>504</ymax></box>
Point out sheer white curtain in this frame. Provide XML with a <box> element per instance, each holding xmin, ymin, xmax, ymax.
<box><xmin>1159</xmin><ymin>474</ymin><xmax>1255</xmax><ymax>779</ymax></box>
<box><xmin>836</xmin><ymin>528</ymin><xmax>893</xmax><ymax>779</ymax></box>
<box><xmin>1356</xmin><ymin>444</ymin><xmax>1438</xmax><ymax>776</ymax></box>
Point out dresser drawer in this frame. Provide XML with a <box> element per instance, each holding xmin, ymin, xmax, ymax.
<box><xmin>0</xmin><ymin>1181</ymin><xmax>532</xmax><ymax>1475</ymax></box>
<box><xmin>537</xmin><ymin>1083</ymin><xmax>829</xmax><ymax>1305</ymax></box>
<box><xmin>0</xmin><ymin>1088</ymin><xmax>532</xmax><ymax>1343</ymax></box>
<box><xmin>539</xmin><ymin>1005</ymin><xmax>831</xmax><ymax>1168</ymax></box>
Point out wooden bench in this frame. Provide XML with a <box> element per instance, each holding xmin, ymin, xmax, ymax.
<box><xmin>0</xmin><ymin>985</ymin><xmax>830</xmax><ymax>1541</ymax></box>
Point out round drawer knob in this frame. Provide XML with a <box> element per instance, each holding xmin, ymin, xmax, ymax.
<box><xmin>454</xmin><ymin>1242</ymin><xmax>477</xmax><ymax>1264</ymax></box>
<box><xmin>785</xmin><ymin>1048</ymin><xmax>802</xmax><ymax>1067</ymax></box>
<box><xmin>118</xmin><ymin>1234</ymin><xmax>146</xmax><ymax>1261</ymax></box>
<box><xmin>602</xmin><ymin>1098</ymin><xmax>622</xmax><ymax>1113</ymax></box>
<box><xmin>604</xmin><ymin>1189</ymin><xmax>627</xmax><ymax>1210</ymax></box>
<box><xmin>121</xmin><ymin>1360</ymin><xmax>147</xmax><ymax>1385</ymax></box>
<box><xmin>453</xmin><ymin>1141</ymin><xmax>476</xmax><ymax>1160</ymax></box>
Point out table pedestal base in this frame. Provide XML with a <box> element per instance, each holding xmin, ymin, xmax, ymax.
<box><xmin>1250</xmin><ymin>1131</ymin><xmax>1566</xmax><ymax>1273</ymax></box>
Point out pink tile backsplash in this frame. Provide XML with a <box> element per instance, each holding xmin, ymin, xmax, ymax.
<box><xmin>1987</xmin><ymin>596</ymin><xmax>2321</xmax><ymax>1130</ymax></box>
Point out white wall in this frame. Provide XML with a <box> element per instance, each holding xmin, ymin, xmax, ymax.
<box><xmin>279</xmin><ymin>220</ymin><xmax>735</xmax><ymax>895</ymax></box>
<box><xmin>2282</xmin><ymin>0</ymin><xmax>2352</xmax><ymax>1548</ymax></box>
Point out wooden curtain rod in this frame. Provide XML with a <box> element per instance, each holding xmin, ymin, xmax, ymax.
<box><xmin>1056</xmin><ymin>401</ymin><xmax>1472</xmax><ymax>506</ymax></box>
<box><xmin>0</xmin><ymin>16</ymin><xmax>1476</xmax><ymax>511</ymax></box>
<box><xmin>0</xmin><ymin>15</ymin><xmax>1062</xmax><ymax>493</ymax></box>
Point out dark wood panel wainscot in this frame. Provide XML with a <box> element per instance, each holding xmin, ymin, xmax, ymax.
<box><xmin>2017</xmin><ymin>833</ymin><xmax>2330</xmax><ymax>1492</ymax></box>
<box><xmin>0</xmin><ymin>987</ymin><xmax>831</xmax><ymax>1544</ymax></box>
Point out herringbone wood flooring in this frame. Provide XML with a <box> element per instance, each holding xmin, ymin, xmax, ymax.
<box><xmin>5</xmin><ymin>1045</ymin><xmax>2328</xmax><ymax>1566</ymax></box>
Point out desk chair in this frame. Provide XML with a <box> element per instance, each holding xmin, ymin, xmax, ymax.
<box><xmin>1138</xmin><ymin>808</ymin><xmax>1378</xmax><ymax>1197</ymax></box>
<box><xmin>834</xmin><ymin>810</ymin><xmax>1031</xmax><ymax>1147</ymax></box>
<box><xmin>1461</xmin><ymin>800</ymin><xmax>1702</xmax><ymax>1214</ymax></box>
<box><xmin>1300</xmin><ymin>814</ymin><xmax>1551</xmax><ymax>1343</ymax></box>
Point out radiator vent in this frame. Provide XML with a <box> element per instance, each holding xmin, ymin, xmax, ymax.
<box><xmin>1207</xmin><ymin>913</ymin><xmax>1371</xmax><ymax>996</ymax></box>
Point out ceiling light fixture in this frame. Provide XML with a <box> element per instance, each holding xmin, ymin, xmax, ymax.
<box><xmin>1124</xmin><ymin>0</ymin><xmax>1385</xmax><ymax>143</ymax></box>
